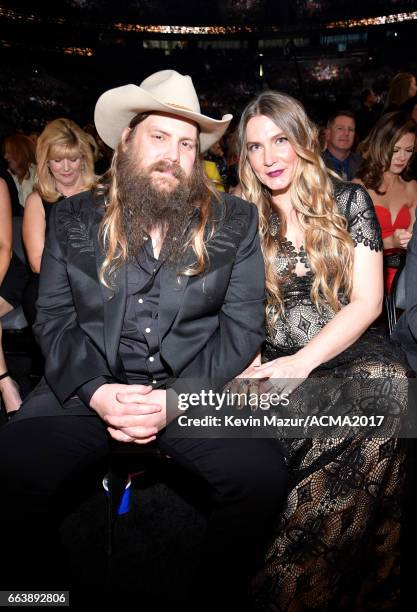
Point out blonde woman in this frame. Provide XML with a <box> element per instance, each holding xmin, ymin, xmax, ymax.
<box><xmin>237</xmin><ymin>91</ymin><xmax>409</xmax><ymax>611</ymax></box>
<box><xmin>22</xmin><ymin>118</ymin><xmax>96</xmax><ymax>326</ymax></box>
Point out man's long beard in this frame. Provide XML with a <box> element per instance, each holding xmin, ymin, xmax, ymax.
<box><xmin>116</xmin><ymin>148</ymin><xmax>207</xmax><ymax>262</ymax></box>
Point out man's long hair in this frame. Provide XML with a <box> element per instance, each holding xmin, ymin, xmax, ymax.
<box><xmin>238</xmin><ymin>91</ymin><xmax>354</xmax><ymax>322</ymax></box>
<box><xmin>96</xmin><ymin>113</ymin><xmax>220</xmax><ymax>288</ymax></box>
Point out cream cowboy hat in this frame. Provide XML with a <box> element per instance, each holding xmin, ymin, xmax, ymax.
<box><xmin>94</xmin><ymin>69</ymin><xmax>233</xmax><ymax>153</ymax></box>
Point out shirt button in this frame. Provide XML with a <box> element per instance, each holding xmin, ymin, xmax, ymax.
<box><xmin>149</xmin><ymin>356</ymin><xmax>155</xmax><ymax>362</ymax></box>
<box><xmin>152</xmin><ymin>379</ymin><xmax>157</xmax><ymax>384</ymax></box>
<box><xmin>145</xmin><ymin>327</ymin><xmax>151</xmax><ymax>333</ymax></box>
<box><xmin>138</xmin><ymin>298</ymin><xmax>144</xmax><ymax>304</ymax></box>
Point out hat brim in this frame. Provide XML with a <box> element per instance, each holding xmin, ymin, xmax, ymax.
<box><xmin>94</xmin><ymin>84</ymin><xmax>232</xmax><ymax>153</ymax></box>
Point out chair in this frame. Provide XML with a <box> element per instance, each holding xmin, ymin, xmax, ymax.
<box><xmin>385</xmin><ymin>252</ymin><xmax>407</xmax><ymax>336</ymax></box>
<box><xmin>105</xmin><ymin>441</ymin><xmax>170</xmax><ymax>556</ymax></box>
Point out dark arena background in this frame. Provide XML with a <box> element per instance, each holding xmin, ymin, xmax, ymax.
<box><xmin>1</xmin><ymin>0</ymin><xmax>417</xmax><ymax>134</ymax></box>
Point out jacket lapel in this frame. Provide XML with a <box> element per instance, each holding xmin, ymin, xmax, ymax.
<box><xmin>92</xmin><ymin>218</ymin><xmax>127</xmax><ymax>378</ymax></box>
<box><xmin>91</xmin><ymin>206</ymin><xmax>204</xmax><ymax>366</ymax></box>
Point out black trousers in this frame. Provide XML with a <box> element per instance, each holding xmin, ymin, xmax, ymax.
<box><xmin>0</xmin><ymin>385</ymin><xmax>288</xmax><ymax>609</ymax></box>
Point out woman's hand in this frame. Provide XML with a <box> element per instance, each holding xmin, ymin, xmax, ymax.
<box><xmin>392</xmin><ymin>228</ymin><xmax>412</xmax><ymax>249</ymax></box>
<box><xmin>238</xmin><ymin>353</ymin><xmax>314</xmax><ymax>396</ymax></box>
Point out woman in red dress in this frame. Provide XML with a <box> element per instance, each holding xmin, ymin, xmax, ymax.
<box><xmin>354</xmin><ymin>111</ymin><xmax>417</xmax><ymax>292</ymax></box>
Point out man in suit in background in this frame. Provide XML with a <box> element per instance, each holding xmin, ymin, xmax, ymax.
<box><xmin>322</xmin><ymin>110</ymin><xmax>363</xmax><ymax>180</ymax></box>
<box><xmin>0</xmin><ymin>70</ymin><xmax>288</xmax><ymax>610</ymax></box>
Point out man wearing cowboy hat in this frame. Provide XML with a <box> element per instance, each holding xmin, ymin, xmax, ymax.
<box><xmin>0</xmin><ymin>70</ymin><xmax>288</xmax><ymax>608</ymax></box>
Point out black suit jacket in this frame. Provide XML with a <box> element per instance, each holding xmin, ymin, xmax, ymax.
<box><xmin>33</xmin><ymin>189</ymin><xmax>265</xmax><ymax>410</ymax></box>
<box><xmin>392</xmin><ymin>220</ymin><xmax>417</xmax><ymax>373</ymax></box>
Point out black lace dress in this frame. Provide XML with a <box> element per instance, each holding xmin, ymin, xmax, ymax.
<box><xmin>252</xmin><ymin>182</ymin><xmax>410</xmax><ymax>611</ymax></box>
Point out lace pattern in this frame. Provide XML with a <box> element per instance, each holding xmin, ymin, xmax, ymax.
<box><xmin>267</xmin><ymin>182</ymin><xmax>382</xmax><ymax>350</ymax></box>
<box><xmin>252</xmin><ymin>182</ymin><xmax>407</xmax><ymax>611</ymax></box>
<box><xmin>334</xmin><ymin>181</ymin><xmax>383</xmax><ymax>253</ymax></box>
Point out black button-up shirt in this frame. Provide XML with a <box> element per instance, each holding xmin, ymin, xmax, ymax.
<box><xmin>119</xmin><ymin>238</ymin><xmax>168</xmax><ymax>385</ymax></box>
<box><xmin>77</xmin><ymin>238</ymin><xmax>170</xmax><ymax>405</ymax></box>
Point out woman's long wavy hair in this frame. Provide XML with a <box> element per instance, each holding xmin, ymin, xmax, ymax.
<box><xmin>238</xmin><ymin>91</ymin><xmax>354</xmax><ymax>321</ymax></box>
<box><xmin>35</xmin><ymin>118</ymin><xmax>96</xmax><ymax>202</ymax></box>
<box><xmin>356</xmin><ymin>111</ymin><xmax>417</xmax><ymax>194</ymax></box>
<box><xmin>98</xmin><ymin>112</ymin><xmax>219</xmax><ymax>288</ymax></box>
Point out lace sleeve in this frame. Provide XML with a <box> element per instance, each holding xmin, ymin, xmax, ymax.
<box><xmin>336</xmin><ymin>182</ymin><xmax>383</xmax><ymax>251</ymax></box>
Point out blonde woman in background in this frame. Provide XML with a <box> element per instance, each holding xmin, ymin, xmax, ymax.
<box><xmin>236</xmin><ymin>91</ymin><xmax>409</xmax><ymax>611</ymax></box>
<box><xmin>22</xmin><ymin>118</ymin><xmax>97</xmax><ymax>328</ymax></box>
